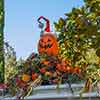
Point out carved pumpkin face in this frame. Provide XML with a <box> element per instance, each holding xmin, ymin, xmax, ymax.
<box><xmin>38</xmin><ymin>33</ymin><xmax>58</xmax><ymax>55</ymax></box>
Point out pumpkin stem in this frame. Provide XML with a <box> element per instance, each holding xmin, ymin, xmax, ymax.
<box><xmin>38</xmin><ymin>16</ymin><xmax>50</xmax><ymax>34</ymax></box>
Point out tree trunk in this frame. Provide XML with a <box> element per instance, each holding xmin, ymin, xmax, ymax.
<box><xmin>0</xmin><ymin>0</ymin><xmax>4</xmax><ymax>83</ymax></box>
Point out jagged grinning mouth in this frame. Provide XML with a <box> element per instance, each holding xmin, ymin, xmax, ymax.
<box><xmin>39</xmin><ymin>43</ymin><xmax>53</xmax><ymax>49</ymax></box>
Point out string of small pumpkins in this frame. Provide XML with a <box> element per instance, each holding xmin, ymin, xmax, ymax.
<box><xmin>21</xmin><ymin>16</ymin><xmax>82</xmax><ymax>83</ymax></box>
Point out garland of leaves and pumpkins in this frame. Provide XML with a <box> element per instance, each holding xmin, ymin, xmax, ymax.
<box><xmin>1</xmin><ymin>0</ymin><xmax>100</xmax><ymax>99</ymax></box>
<box><xmin>4</xmin><ymin>16</ymin><xmax>83</xmax><ymax>99</ymax></box>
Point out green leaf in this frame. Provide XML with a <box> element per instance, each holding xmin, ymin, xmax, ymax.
<box><xmin>54</xmin><ymin>22</ymin><xmax>60</xmax><ymax>31</ymax></box>
<box><xmin>58</xmin><ymin>17</ymin><xmax>65</xmax><ymax>26</ymax></box>
<box><xmin>96</xmin><ymin>48</ymin><xmax>100</xmax><ymax>57</ymax></box>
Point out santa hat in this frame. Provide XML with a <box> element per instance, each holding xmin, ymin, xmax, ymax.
<box><xmin>37</xmin><ymin>16</ymin><xmax>50</xmax><ymax>36</ymax></box>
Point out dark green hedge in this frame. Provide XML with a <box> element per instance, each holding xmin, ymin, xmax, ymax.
<box><xmin>0</xmin><ymin>0</ymin><xmax>4</xmax><ymax>83</ymax></box>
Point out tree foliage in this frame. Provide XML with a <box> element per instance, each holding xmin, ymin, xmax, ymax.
<box><xmin>54</xmin><ymin>0</ymin><xmax>100</xmax><ymax>67</ymax></box>
<box><xmin>0</xmin><ymin>0</ymin><xmax>4</xmax><ymax>83</ymax></box>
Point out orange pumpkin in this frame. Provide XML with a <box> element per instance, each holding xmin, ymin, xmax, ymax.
<box><xmin>40</xmin><ymin>68</ymin><xmax>46</xmax><ymax>73</ymax></box>
<box><xmin>38</xmin><ymin>33</ymin><xmax>58</xmax><ymax>55</ymax></box>
<box><xmin>22</xmin><ymin>74</ymin><xmax>30</xmax><ymax>82</ymax></box>
<box><xmin>32</xmin><ymin>73</ymin><xmax>38</xmax><ymax>80</ymax></box>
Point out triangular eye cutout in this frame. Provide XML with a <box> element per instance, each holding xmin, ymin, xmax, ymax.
<box><xmin>47</xmin><ymin>39</ymin><xmax>51</xmax><ymax>42</ymax></box>
<box><xmin>40</xmin><ymin>39</ymin><xmax>44</xmax><ymax>42</ymax></box>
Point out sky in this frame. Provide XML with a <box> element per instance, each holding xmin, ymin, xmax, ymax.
<box><xmin>4</xmin><ymin>0</ymin><xmax>84</xmax><ymax>59</ymax></box>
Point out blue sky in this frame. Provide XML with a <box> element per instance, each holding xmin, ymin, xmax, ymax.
<box><xmin>4</xmin><ymin>0</ymin><xmax>84</xmax><ymax>59</ymax></box>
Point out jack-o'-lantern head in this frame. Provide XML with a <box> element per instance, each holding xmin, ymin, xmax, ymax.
<box><xmin>37</xmin><ymin>16</ymin><xmax>58</xmax><ymax>55</ymax></box>
<box><xmin>38</xmin><ymin>33</ymin><xmax>58</xmax><ymax>55</ymax></box>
